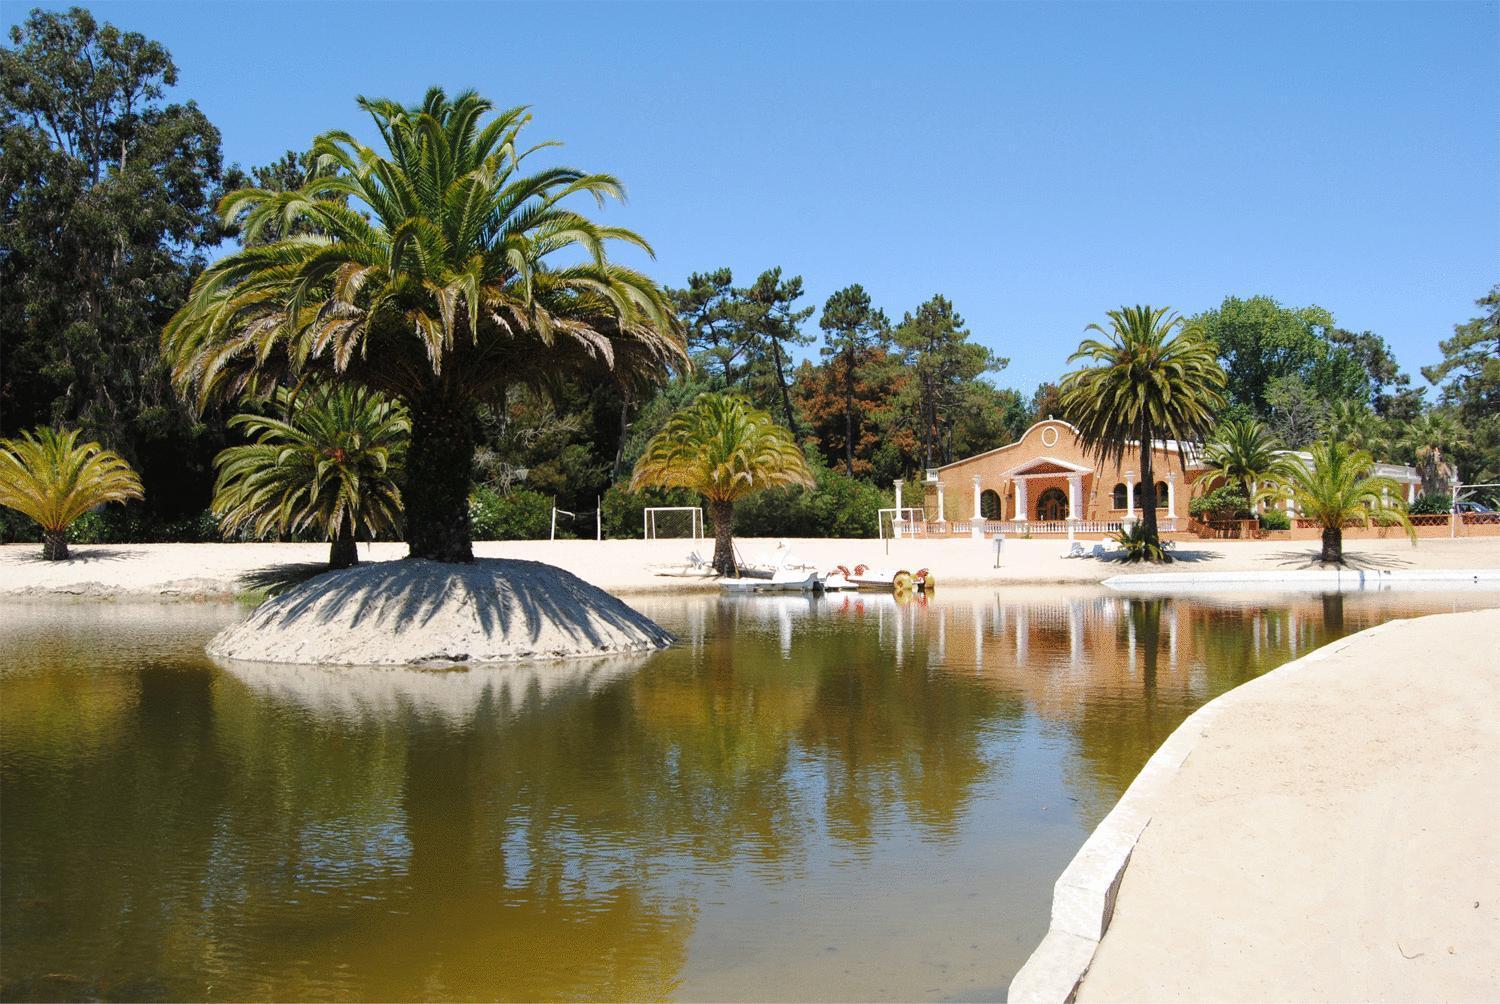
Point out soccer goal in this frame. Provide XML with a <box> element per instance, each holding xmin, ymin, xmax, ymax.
<box><xmin>877</xmin><ymin>507</ymin><xmax>927</xmax><ymax>540</ymax></box>
<box><xmin>643</xmin><ymin>506</ymin><xmax>705</xmax><ymax>540</ymax></box>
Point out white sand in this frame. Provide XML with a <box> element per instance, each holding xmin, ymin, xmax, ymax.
<box><xmin>208</xmin><ymin>558</ymin><xmax>672</xmax><ymax>665</ymax></box>
<box><xmin>3</xmin><ymin>535</ymin><xmax>1498</xmax><ymax>601</ymax></box>
<box><xmin>1077</xmin><ymin>608</ymin><xmax>1500</xmax><ymax>1002</ymax></box>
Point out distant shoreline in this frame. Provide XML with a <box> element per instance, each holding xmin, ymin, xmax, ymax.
<box><xmin>3</xmin><ymin>536</ymin><xmax>1499</xmax><ymax>603</ymax></box>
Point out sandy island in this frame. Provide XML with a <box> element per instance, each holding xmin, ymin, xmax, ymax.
<box><xmin>4</xmin><ymin>535</ymin><xmax>1499</xmax><ymax>601</ymax></box>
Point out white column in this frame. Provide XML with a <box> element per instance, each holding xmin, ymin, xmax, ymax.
<box><xmin>1125</xmin><ymin>472</ymin><xmax>1137</xmax><ymax>520</ymax></box>
<box><xmin>1012</xmin><ymin>478</ymin><xmax>1028</xmax><ymax>521</ymax></box>
<box><xmin>971</xmin><ymin>476</ymin><xmax>984</xmax><ymax>538</ymax></box>
<box><xmin>893</xmin><ymin>479</ymin><xmax>904</xmax><ymax>538</ymax></box>
<box><xmin>1067</xmin><ymin>474</ymin><xmax>1081</xmax><ymax>521</ymax></box>
<box><xmin>1166</xmin><ymin>472</ymin><xmax>1177</xmax><ymax>527</ymax></box>
<box><xmin>1407</xmin><ymin>481</ymin><xmax>1416</xmax><ymax>504</ymax></box>
<box><xmin>936</xmin><ymin>482</ymin><xmax>945</xmax><ymax>522</ymax></box>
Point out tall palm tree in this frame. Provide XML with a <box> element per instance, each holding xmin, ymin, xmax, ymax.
<box><xmin>212</xmin><ymin>386</ymin><xmax>408</xmax><ymax>568</ymax></box>
<box><xmin>1259</xmin><ymin>436</ymin><xmax>1414</xmax><ymax>564</ymax></box>
<box><xmin>631</xmin><ymin>393</ymin><xmax>813</xmax><ymax>575</ymax></box>
<box><xmin>1323</xmin><ymin>399</ymin><xmax>1386</xmax><ymax>455</ymax></box>
<box><xmin>1202</xmin><ymin>417</ymin><xmax>1294</xmax><ymax>511</ymax></box>
<box><xmin>164</xmin><ymin>88</ymin><xmax>685</xmax><ymax>563</ymax></box>
<box><xmin>0</xmin><ymin>427</ymin><xmax>144</xmax><ymax>560</ymax></box>
<box><xmin>1398</xmin><ymin>411</ymin><xmax>1469</xmax><ymax>496</ymax></box>
<box><xmin>1060</xmin><ymin>305</ymin><xmax>1226</xmax><ymax>552</ymax></box>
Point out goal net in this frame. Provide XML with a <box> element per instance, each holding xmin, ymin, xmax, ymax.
<box><xmin>877</xmin><ymin>507</ymin><xmax>927</xmax><ymax>539</ymax></box>
<box><xmin>643</xmin><ymin>506</ymin><xmax>705</xmax><ymax>540</ymax></box>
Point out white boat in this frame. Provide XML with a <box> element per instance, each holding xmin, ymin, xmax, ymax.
<box><xmin>843</xmin><ymin>564</ymin><xmax>935</xmax><ymax>593</ymax></box>
<box><xmin>719</xmin><ymin>569</ymin><xmax>821</xmax><ymax>593</ymax></box>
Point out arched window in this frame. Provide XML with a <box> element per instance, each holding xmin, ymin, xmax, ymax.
<box><xmin>980</xmin><ymin>489</ymin><xmax>1002</xmax><ymax>519</ymax></box>
<box><xmin>1155</xmin><ymin>481</ymin><xmax>1168</xmax><ymax>508</ymax></box>
<box><xmin>1111</xmin><ymin>483</ymin><xmax>1128</xmax><ymax>509</ymax></box>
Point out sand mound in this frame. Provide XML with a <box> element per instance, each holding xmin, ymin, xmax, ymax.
<box><xmin>208</xmin><ymin>558</ymin><xmax>673</xmax><ymax>666</ymax></box>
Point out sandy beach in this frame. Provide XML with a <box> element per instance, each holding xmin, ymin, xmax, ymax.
<box><xmin>3</xmin><ymin>535</ymin><xmax>1499</xmax><ymax>601</ymax></box>
<box><xmin>1076</xmin><ymin>607</ymin><xmax>1500</xmax><ymax>1002</ymax></box>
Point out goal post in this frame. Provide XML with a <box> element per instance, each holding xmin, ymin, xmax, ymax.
<box><xmin>643</xmin><ymin>506</ymin><xmax>705</xmax><ymax>540</ymax></box>
<box><xmin>878</xmin><ymin>507</ymin><xmax>927</xmax><ymax>540</ymax></box>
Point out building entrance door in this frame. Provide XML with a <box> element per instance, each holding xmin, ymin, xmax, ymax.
<box><xmin>1036</xmin><ymin>487</ymin><xmax>1067</xmax><ymax>521</ymax></box>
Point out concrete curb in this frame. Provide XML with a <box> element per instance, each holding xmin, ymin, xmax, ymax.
<box><xmin>1102</xmin><ymin>568</ymin><xmax>1500</xmax><ymax>592</ymax></box>
<box><xmin>1006</xmin><ymin>619</ymin><xmax>1406</xmax><ymax>1003</ymax></box>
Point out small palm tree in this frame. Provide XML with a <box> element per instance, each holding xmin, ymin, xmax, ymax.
<box><xmin>0</xmin><ymin>427</ymin><xmax>144</xmax><ymax>560</ymax></box>
<box><xmin>1398</xmin><ymin>411</ymin><xmax>1469</xmax><ymax>496</ymax></box>
<box><xmin>1324</xmin><ymin>400</ymin><xmax>1386</xmax><ymax>454</ymax></box>
<box><xmin>631</xmin><ymin>393</ymin><xmax>813</xmax><ymax>575</ymax></box>
<box><xmin>1259</xmin><ymin>436</ymin><xmax>1414</xmax><ymax>564</ymax></box>
<box><xmin>1202</xmin><ymin>418</ymin><xmax>1294</xmax><ymax>511</ymax></box>
<box><xmin>1060</xmin><ymin>305</ymin><xmax>1226</xmax><ymax>554</ymax></box>
<box><xmin>212</xmin><ymin>386</ymin><xmax>408</xmax><ymax>568</ymax></box>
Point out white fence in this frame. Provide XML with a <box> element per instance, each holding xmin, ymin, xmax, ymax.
<box><xmin>892</xmin><ymin>517</ymin><xmax>1181</xmax><ymax>537</ymax></box>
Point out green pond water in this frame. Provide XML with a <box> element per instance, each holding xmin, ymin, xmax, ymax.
<box><xmin>1</xmin><ymin>588</ymin><xmax>1494</xmax><ymax>1002</ymax></box>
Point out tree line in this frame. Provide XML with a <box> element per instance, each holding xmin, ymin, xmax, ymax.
<box><xmin>1</xmin><ymin>7</ymin><xmax>1495</xmax><ymax>548</ymax></box>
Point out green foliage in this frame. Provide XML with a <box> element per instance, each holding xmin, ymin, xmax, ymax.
<box><xmin>1408</xmin><ymin>493</ymin><xmax>1452</xmax><ymax>516</ymax></box>
<box><xmin>1189</xmin><ymin>485</ymin><xmax>1252</xmax><ymax>520</ymax></box>
<box><xmin>1264</xmin><ymin>375</ymin><xmax>1328</xmax><ymax>449</ymax></box>
<box><xmin>1112</xmin><ymin>523</ymin><xmax>1174</xmax><ymax>563</ymax></box>
<box><xmin>0</xmin><ymin>427</ymin><xmax>145</xmax><ymax>538</ymax></box>
<box><xmin>1202</xmin><ymin>418</ymin><xmax>1293</xmax><ymax>499</ymax></box>
<box><xmin>630</xmin><ymin>393</ymin><xmax>814</xmax><ymax>504</ymax></box>
<box><xmin>1061</xmin><ymin>304</ymin><xmax>1226</xmax><ymax>548</ymax></box>
<box><xmin>1192</xmin><ymin>295</ymin><xmax>1367</xmax><ymax>414</ymax></box>
<box><xmin>469</xmin><ymin>488</ymin><xmax>553</xmax><ymax>540</ymax></box>
<box><xmin>732</xmin><ymin>463</ymin><xmax>889</xmax><ymax>538</ymax></box>
<box><xmin>163</xmin><ymin>88</ymin><xmax>685</xmax><ymax>560</ymax></box>
<box><xmin>0</xmin><ymin>8</ymin><xmax>229</xmax><ymax>522</ymax></box>
<box><xmin>1422</xmin><ymin>285</ymin><xmax>1500</xmax><ymax>485</ymax></box>
<box><xmin>599</xmin><ymin>484</ymin><xmax>699</xmax><ymax>539</ymax></box>
<box><xmin>892</xmin><ymin>295</ymin><xmax>1006</xmax><ymax>467</ymax></box>
<box><xmin>1258</xmin><ymin>510</ymin><xmax>1291</xmax><ymax>531</ymax></box>
<box><xmin>1259</xmin><ymin>436</ymin><xmax>1415</xmax><ymax>562</ymax></box>
<box><xmin>211</xmin><ymin>387</ymin><xmax>407</xmax><ymax>564</ymax></box>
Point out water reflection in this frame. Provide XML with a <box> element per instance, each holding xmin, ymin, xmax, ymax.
<box><xmin>2</xmin><ymin>589</ymin><xmax>1494</xmax><ymax>1001</ymax></box>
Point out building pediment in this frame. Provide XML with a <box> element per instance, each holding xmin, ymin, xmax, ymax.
<box><xmin>997</xmin><ymin>455</ymin><xmax>1094</xmax><ymax>478</ymax></box>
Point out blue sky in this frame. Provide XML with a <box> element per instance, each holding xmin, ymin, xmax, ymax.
<box><xmin>10</xmin><ymin>1</ymin><xmax>1498</xmax><ymax>394</ymax></box>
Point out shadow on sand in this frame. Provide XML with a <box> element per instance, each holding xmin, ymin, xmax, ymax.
<box><xmin>1269</xmin><ymin>548</ymin><xmax>1416</xmax><ymax>571</ymax></box>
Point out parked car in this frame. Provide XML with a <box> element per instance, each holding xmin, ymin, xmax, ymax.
<box><xmin>1456</xmin><ymin>500</ymin><xmax>1495</xmax><ymax>514</ymax></box>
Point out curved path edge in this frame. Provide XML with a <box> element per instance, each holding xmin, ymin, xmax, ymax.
<box><xmin>1007</xmin><ymin>615</ymin><xmax>1419</xmax><ymax>1003</ymax></box>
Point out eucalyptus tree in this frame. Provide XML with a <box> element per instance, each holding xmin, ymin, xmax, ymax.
<box><xmin>0</xmin><ymin>428</ymin><xmax>144</xmax><ymax>560</ymax></box>
<box><xmin>1060</xmin><ymin>305</ymin><xmax>1226</xmax><ymax>552</ymax></box>
<box><xmin>818</xmin><ymin>284</ymin><xmax>889</xmax><ymax>476</ymax></box>
<box><xmin>631</xmin><ymin>394</ymin><xmax>813</xmax><ymax>575</ymax></box>
<box><xmin>164</xmin><ymin>89</ymin><xmax>684</xmax><ymax>562</ymax></box>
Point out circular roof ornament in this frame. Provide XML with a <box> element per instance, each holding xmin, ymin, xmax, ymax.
<box><xmin>1041</xmin><ymin>425</ymin><xmax>1059</xmax><ymax>448</ymax></box>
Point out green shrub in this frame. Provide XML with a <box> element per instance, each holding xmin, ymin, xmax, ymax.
<box><xmin>1112</xmin><ymin>523</ymin><xmax>1175</xmax><ymax>563</ymax></box>
<box><xmin>599</xmin><ymin>484</ymin><xmax>699</xmax><ymax>539</ymax></box>
<box><xmin>470</xmin><ymin>488</ymin><xmax>553</xmax><ymax>540</ymax></box>
<box><xmin>733</xmin><ymin>465</ymin><xmax>889</xmax><ymax>538</ymax></box>
<box><xmin>1408</xmin><ymin>492</ymin><xmax>1451</xmax><ymax>516</ymax></box>
<box><xmin>1258</xmin><ymin>510</ymin><xmax>1291</xmax><ymax>531</ymax></box>
<box><xmin>1188</xmin><ymin>485</ymin><xmax>1251</xmax><ymax>520</ymax></box>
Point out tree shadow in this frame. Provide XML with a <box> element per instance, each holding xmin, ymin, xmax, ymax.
<box><xmin>12</xmin><ymin>547</ymin><xmax>146</xmax><ymax>564</ymax></box>
<box><xmin>1269</xmin><ymin>549</ymin><xmax>1415</xmax><ymax>570</ymax></box>
<box><xmin>237</xmin><ymin>562</ymin><xmax>332</xmax><ymax>599</ymax></box>
<box><xmin>238</xmin><ymin>558</ymin><xmax>673</xmax><ymax>657</ymax></box>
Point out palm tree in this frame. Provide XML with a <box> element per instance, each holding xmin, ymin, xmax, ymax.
<box><xmin>0</xmin><ymin>427</ymin><xmax>144</xmax><ymax>560</ymax></box>
<box><xmin>631</xmin><ymin>393</ymin><xmax>813</xmax><ymax>575</ymax></box>
<box><xmin>164</xmin><ymin>89</ymin><xmax>684</xmax><ymax>563</ymax></box>
<box><xmin>1202</xmin><ymin>417</ymin><xmax>1294</xmax><ymax>511</ymax></box>
<box><xmin>212</xmin><ymin>386</ymin><xmax>408</xmax><ymax>568</ymax></box>
<box><xmin>1324</xmin><ymin>399</ymin><xmax>1386</xmax><ymax>454</ymax></box>
<box><xmin>1398</xmin><ymin>411</ymin><xmax>1469</xmax><ymax>497</ymax></box>
<box><xmin>1060</xmin><ymin>305</ymin><xmax>1226</xmax><ymax>552</ymax></box>
<box><xmin>1259</xmin><ymin>436</ymin><xmax>1414</xmax><ymax>564</ymax></box>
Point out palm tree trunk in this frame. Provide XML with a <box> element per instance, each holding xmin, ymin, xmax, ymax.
<box><xmin>709</xmin><ymin>500</ymin><xmax>736</xmax><ymax>576</ymax></box>
<box><xmin>1320</xmin><ymin>527</ymin><xmax>1342</xmax><ymax>564</ymax></box>
<box><xmin>329</xmin><ymin>533</ymin><xmax>358</xmax><ymax>569</ymax></box>
<box><xmin>1139</xmin><ymin>436</ymin><xmax>1159</xmax><ymax>546</ymax></box>
<box><xmin>42</xmin><ymin>530</ymin><xmax>69</xmax><ymax>561</ymax></box>
<box><xmin>405</xmin><ymin>394</ymin><xmax>476</xmax><ymax>563</ymax></box>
